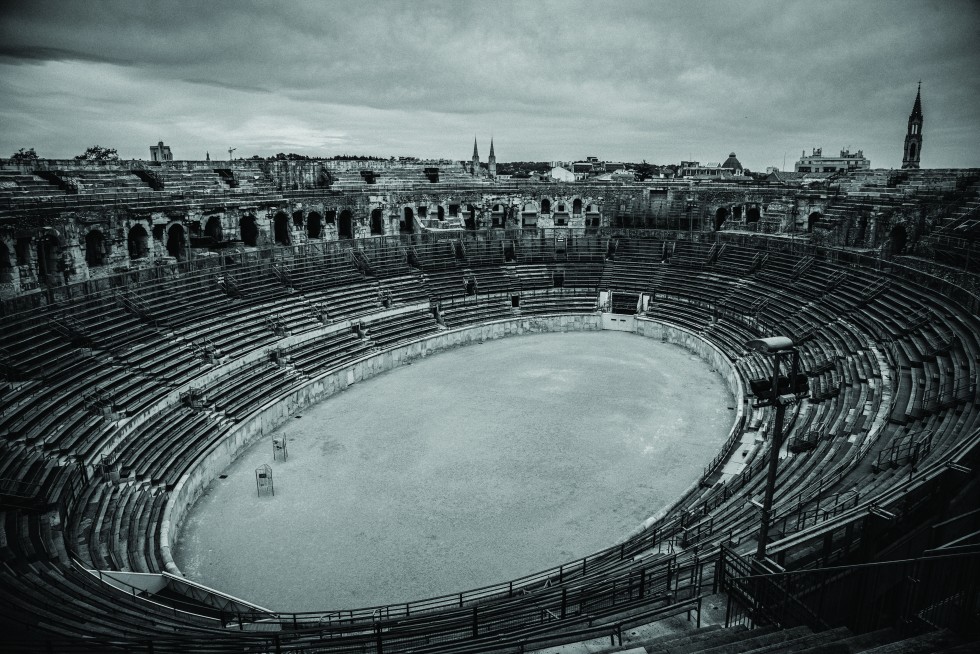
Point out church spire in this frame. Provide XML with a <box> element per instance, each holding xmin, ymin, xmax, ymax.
<box><xmin>902</xmin><ymin>82</ymin><xmax>923</xmax><ymax>170</ymax></box>
<box><xmin>488</xmin><ymin>137</ymin><xmax>496</xmax><ymax>178</ymax></box>
<box><xmin>471</xmin><ymin>137</ymin><xmax>480</xmax><ymax>176</ymax></box>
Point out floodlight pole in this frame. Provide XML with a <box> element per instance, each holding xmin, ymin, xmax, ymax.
<box><xmin>749</xmin><ymin>343</ymin><xmax>800</xmax><ymax>561</ymax></box>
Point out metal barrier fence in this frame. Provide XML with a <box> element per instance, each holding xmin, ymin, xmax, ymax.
<box><xmin>720</xmin><ymin>544</ymin><xmax>980</xmax><ymax>636</ymax></box>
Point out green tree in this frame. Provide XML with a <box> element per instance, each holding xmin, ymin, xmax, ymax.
<box><xmin>75</xmin><ymin>145</ymin><xmax>119</xmax><ymax>161</ymax></box>
<box><xmin>10</xmin><ymin>147</ymin><xmax>39</xmax><ymax>163</ymax></box>
<box><xmin>635</xmin><ymin>160</ymin><xmax>657</xmax><ymax>181</ymax></box>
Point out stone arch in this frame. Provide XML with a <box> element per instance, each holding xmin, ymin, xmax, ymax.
<box><xmin>128</xmin><ymin>224</ymin><xmax>150</xmax><ymax>259</ymax></box>
<box><xmin>890</xmin><ymin>222</ymin><xmax>908</xmax><ymax>255</ymax></box>
<box><xmin>714</xmin><ymin>207</ymin><xmax>730</xmax><ymax>230</ymax></box>
<box><xmin>370</xmin><ymin>208</ymin><xmax>384</xmax><ymax>236</ymax></box>
<box><xmin>0</xmin><ymin>239</ymin><xmax>12</xmax><ymax>282</ymax></box>
<box><xmin>807</xmin><ymin>211</ymin><xmax>822</xmax><ymax>233</ymax></box>
<box><xmin>437</xmin><ymin>205</ymin><xmax>445</xmax><ymax>221</ymax></box>
<box><xmin>84</xmin><ymin>229</ymin><xmax>108</xmax><ymax>267</ymax></box>
<box><xmin>746</xmin><ymin>206</ymin><xmax>761</xmax><ymax>223</ymax></box>
<box><xmin>204</xmin><ymin>215</ymin><xmax>223</xmax><ymax>242</ymax></box>
<box><xmin>166</xmin><ymin>224</ymin><xmax>187</xmax><ymax>260</ymax></box>
<box><xmin>572</xmin><ymin>198</ymin><xmax>583</xmax><ymax>215</ymax></box>
<box><xmin>37</xmin><ymin>232</ymin><xmax>61</xmax><ymax>284</ymax></box>
<box><xmin>307</xmin><ymin>211</ymin><xmax>323</xmax><ymax>239</ymax></box>
<box><xmin>402</xmin><ymin>207</ymin><xmax>414</xmax><ymax>234</ymax></box>
<box><xmin>14</xmin><ymin>236</ymin><xmax>31</xmax><ymax>265</ymax></box>
<box><xmin>292</xmin><ymin>210</ymin><xmax>304</xmax><ymax>229</ymax></box>
<box><xmin>338</xmin><ymin>209</ymin><xmax>354</xmax><ymax>239</ymax></box>
<box><xmin>540</xmin><ymin>198</ymin><xmax>551</xmax><ymax>214</ymax></box>
<box><xmin>325</xmin><ymin>209</ymin><xmax>336</xmax><ymax>225</ymax></box>
<box><xmin>240</xmin><ymin>215</ymin><xmax>259</xmax><ymax>246</ymax></box>
<box><xmin>273</xmin><ymin>211</ymin><xmax>291</xmax><ymax>245</ymax></box>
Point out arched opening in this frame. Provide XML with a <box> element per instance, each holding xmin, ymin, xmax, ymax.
<box><xmin>572</xmin><ymin>198</ymin><xmax>582</xmax><ymax>215</ymax></box>
<box><xmin>15</xmin><ymin>237</ymin><xmax>31</xmax><ymax>265</ymax></box>
<box><xmin>465</xmin><ymin>206</ymin><xmax>477</xmax><ymax>230</ymax></box>
<box><xmin>714</xmin><ymin>207</ymin><xmax>729</xmax><ymax>230</ymax></box>
<box><xmin>240</xmin><ymin>215</ymin><xmax>259</xmax><ymax>246</ymax></box>
<box><xmin>166</xmin><ymin>224</ymin><xmax>187</xmax><ymax>260</ymax></box>
<box><xmin>307</xmin><ymin>212</ymin><xmax>323</xmax><ymax>239</ymax></box>
<box><xmin>84</xmin><ymin>230</ymin><xmax>108</xmax><ymax>267</ymax></box>
<box><xmin>0</xmin><ymin>241</ymin><xmax>12</xmax><ymax>282</ymax></box>
<box><xmin>437</xmin><ymin>205</ymin><xmax>445</xmax><ymax>221</ymax></box>
<box><xmin>205</xmin><ymin>216</ymin><xmax>223</xmax><ymax>243</ymax></box>
<box><xmin>401</xmin><ymin>207</ymin><xmax>414</xmax><ymax>234</ymax></box>
<box><xmin>541</xmin><ymin>198</ymin><xmax>551</xmax><ymax>214</ymax></box>
<box><xmin>273</xmin><ymin>211</ymin><xmax>291</xmax><ymax>245</ymax></box>
<box><xmin>325</xmin><ymin>210</ymin><xmax>336</xmax><ymax>225</ymax></box>
<box><xmin>909</xmin><ymin>143</ymin><xmax>917</xmax><ymax>159</ymax></box>
<box><xmin>370</xmin><ymin>208</ymin><xmax>384</xmax><ymax>236</ymax></box>
<box><xmin>746</xmin><ymin>206</ymin><xmax>761</xmax><ymax>223</ymax></box>
<box><xmin>807</xmin><ymin>212</ymin><xmax>822</xmax><ymax>233</ymax></box>
<box><xmin>339</xmin><ymin>209</ymin><xmax>354</xmax><ymax>239</ymax></box>
<box><xmin>292</xmin><ymin>210</ymin><xmax>304</xmax><ymax>229</ymax></box>
<box><xmin>37</xmin><ymin>233</ymin><xmax>61</xmax><ymax>284</ymax></box>
<box><xmin>418</xmin><ymin>206</ymin><xmax>428</xmax><ymax>220</ymax></box>
<box><xmin>128</xmin><ymin>225</ymin><xmax>149</xmax><ymax>259</ymax></box>
<box><xmin>890</xmin><ymin>223</ymin><xmax>908</xmax><ymax>255</ymax></box>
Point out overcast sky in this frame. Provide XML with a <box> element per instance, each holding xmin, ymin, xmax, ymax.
<box><xmin>1</xmin><ymin>0</ymin><xmax>978</xmax><ymax>170</ymax></box>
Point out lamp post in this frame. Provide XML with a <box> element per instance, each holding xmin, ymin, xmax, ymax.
<box><xmin>744</xmin><ymin>336</ymin><xmax>809</xmax><ymax>561</ymax></box>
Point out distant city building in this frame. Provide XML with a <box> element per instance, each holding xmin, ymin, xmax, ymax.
<box><xmin>549</xmin><ymin>166</ymin><xmax>575</xmax><ymax>182</ymax></box>
<box><xmin>902</xmin><ymin>83</ymin><xmax>923</xmax><ymax>169</ymax></box>
<box><xmin>470</xmin><ymin>138</ymin><xmax>480</xmax><ymax>175</ymax></box>
<box><xmin>488</xmin><ymin>138</ymin><xmax>496</xmax><ymax>178</ymax></box>
<box><xmin>722</xmin><ymin>152</ymin><xmax>744</xmax><ymax>174</ymax></box>
<box><xmin>795</xmin><ymin>148</ymin><xmax>870</xmax><ymax>173</ymax></box>
<box><xmin>149</xmin><ymin>141</ymin><xmax>173</xmax><ymax>162</ymax></box>
<box><xmin>679</xmin><ymin>153</ymin><xmax>744</xmax><ymax>179</ymax></box>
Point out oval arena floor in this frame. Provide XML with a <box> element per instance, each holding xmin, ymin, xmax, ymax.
<box><xmin>174</xmin><ymin>331</ymin><xmax>734</xmax><ymax>610</ymax></box>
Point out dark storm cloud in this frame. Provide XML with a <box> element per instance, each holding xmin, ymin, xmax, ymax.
<box><xmin>0</xmin><ymin>0</ymin><xmax>977</xmax><ymax>167</ymax></box>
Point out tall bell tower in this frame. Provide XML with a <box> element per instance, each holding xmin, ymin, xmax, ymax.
<box><xmin>902</xmin><ymin>83</ymin><xmax>923</xmax><ymax>170</ymax></box>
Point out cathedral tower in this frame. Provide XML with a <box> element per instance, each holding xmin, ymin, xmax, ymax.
<box><xmin>471</xmin><ymin>137</ymin><xmax>480</xmax><ymax>176</ymax></box>
<box><xmin>488</xmin><ymin>138</ymin><xmax>497</xmax><ymax>178</ymax></box>
<box><xmin>902</xmin><ymin>83</ymin><xmax>923</xmax><ymax>170</ymax></box>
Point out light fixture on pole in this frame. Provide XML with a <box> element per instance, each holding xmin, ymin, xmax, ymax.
<box><xmin>744</xmin><ymin>336</ymin><xmax>810</xmax><ymax>561</ymax></box>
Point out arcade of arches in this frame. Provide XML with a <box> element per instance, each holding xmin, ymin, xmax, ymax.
<box><xmin>2</xmin><ymin>183</ymin><xmax>936</xmax><ymax>297</ymax></box>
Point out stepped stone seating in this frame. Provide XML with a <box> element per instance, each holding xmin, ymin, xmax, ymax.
<box><xmin>440</xmin><ymin>296</ymin><xmax>514</xmax><ymax>327</ymax></box>
<box><xmin>1</xmin><ymin>234</ymin><xmax>979</xmax><ymax>652</ymax></box>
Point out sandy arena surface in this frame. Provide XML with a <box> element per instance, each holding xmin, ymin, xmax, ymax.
<box><xmin>173</xmin><ymin>331</ymin><xmax>734</xmax><ymax>611</ymax></box>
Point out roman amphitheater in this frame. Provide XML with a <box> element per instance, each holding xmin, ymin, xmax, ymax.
<box><xmin>0</xmin><ymin>155</ymin><xmax>978</xmax><ymax>653</ymax></box>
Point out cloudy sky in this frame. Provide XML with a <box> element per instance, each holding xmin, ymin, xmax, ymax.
<box><xmin>1</xmin><ymin>0</ymin><xmax>978</xmax><ymax>170</ymax></box>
